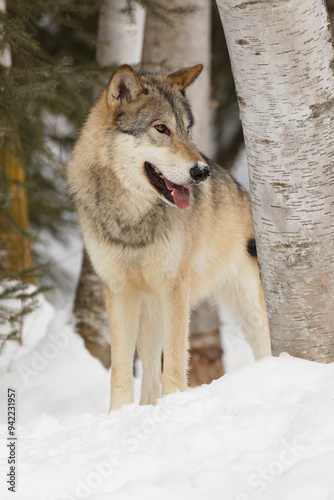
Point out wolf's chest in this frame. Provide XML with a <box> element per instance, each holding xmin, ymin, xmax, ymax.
<box><xmin>94</xmin><ymin>199</ymin><xmax>171</xmax><ymax>248</ymax></box>
<box><xmin>85</xmin><ymin>238</ymin><xmax>181</xmax><ymax>295</ymax></box>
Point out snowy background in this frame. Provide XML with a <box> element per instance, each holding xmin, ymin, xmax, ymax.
<box><xmin>1</xmin><ymin>154</ymin><xmax>334</xmax><ymax>499</ymax></box>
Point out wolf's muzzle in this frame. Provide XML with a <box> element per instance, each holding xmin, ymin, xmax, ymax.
<box><xmin>190</xmin><ymin>162</ymin><xmax>210</xmax><ymax>184</ymax></box>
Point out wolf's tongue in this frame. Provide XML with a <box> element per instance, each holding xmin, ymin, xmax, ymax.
<box><xmin>165</xmin><ymin>179</ymin><xmax>190</xmax><ymax>209</ymax></box>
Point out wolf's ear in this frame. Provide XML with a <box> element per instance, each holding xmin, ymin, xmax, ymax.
<box><xmin>167</xmin><ymin>64</ymin><xmax>203</xmax><ymax>92</ymax></box>
<box><xmin>107</xmin><ymin>65</ymin><xmax>144</xmax><ymax>106</ymax></box>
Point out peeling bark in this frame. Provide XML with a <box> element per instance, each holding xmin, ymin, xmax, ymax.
<box><xmin>216</xmin><ymin>0</ymin><xmax>334</xmax><ymax>361</ymax></box>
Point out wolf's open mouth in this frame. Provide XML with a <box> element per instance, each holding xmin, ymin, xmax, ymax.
<box><xmin>144</xmin><ymin>161</ymin><xmax>190</xmax><ymax>209</ymax></box>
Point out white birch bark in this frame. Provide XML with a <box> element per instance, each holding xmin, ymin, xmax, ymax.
<box><xmin>216</xmin><ymin>0</ymin><xmax>334</xmax><ymax>361</ymax></box>
<box><xmin>142</xmin><ymin>0</ymin><xmax>212</xmax><ymax>154</ymax></box>
<box><xmin>96</xmin><ymin>0</ymin><xmax>145</xmax><ymax>67</ymax></box>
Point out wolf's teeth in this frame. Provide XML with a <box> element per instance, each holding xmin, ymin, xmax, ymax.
<box><xmin>152</xmin><ymin>165</ymin><xmax>164</xmax><ymax>178</ymax></box>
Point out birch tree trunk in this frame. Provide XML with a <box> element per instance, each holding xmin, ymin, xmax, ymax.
<box><xmin>142</xmin><ymin>0</ymin><xmax>211</xmax><ymax>153</ymax></box>
<box><xmin>143</xmin><ymin>1</ymin><xmax>224</xmax><ymax>385</ymax></box>
<box><xmin>96</xmin><ymin>0</ymin><xmax>145</xmax><ymax>68</ymax></box>
<box><xmin>216</xmin><ymin>0</ymin><xmax>334</xmax><ymax>361</ymax></box>
<box><xmin>73</xmin><ymin>0</ymin><xmax>145</xmax><ymax>367</ymax></box>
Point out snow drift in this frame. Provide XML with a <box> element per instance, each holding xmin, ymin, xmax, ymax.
<box><xmin>0</xmin><ymin>294</ymin><xmax>333</xmax><ymax>500</ymax></box>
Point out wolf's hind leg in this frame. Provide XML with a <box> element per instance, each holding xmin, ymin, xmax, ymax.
<box><xmin>104</xmin><ymin>283</ymin><xmax>140</xmax><ymax>411</ymax></box>
<box><xmin>221</xmin><ymin>255</ymin><xmax>271</xmax><ymax>360</ymax></box>
<box><xmin>137</xmin><ymin>299</ymin><xmax>163</xmax><ymax>406</ymax></box>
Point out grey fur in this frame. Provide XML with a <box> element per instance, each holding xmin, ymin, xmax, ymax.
<box><xmin>67</xmin><ymin>65</ymin><xmax>271</xmax><ymax>411</ymax></box>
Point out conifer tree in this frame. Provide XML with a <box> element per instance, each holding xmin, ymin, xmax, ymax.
<box><xmin>0</xmin><ymin>0</ymin><xmax>103</xmax><ymax>351</ymax></box>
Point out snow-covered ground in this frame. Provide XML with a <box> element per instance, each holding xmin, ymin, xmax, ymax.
<box><xmin>1</xmin><ymin>292</ymin><xmax>334</xmax><ymax>500</ymax></box>
<box><xmin>1</xmin><ymin>156</ymin><xmax>334</xmax><ymax>499</ymax></box>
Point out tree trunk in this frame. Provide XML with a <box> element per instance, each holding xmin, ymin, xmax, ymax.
<box><xmin>188</xmin><ymin>301</ymin><xmax>223</xmax><ymax>386</ymax></box>
<box><xmin>142</xmin><ymin>0</ymin><xmax>211</xmax><ymax>153</ymax></box>
<box><xmin>0</xmin><ymin>0</ymin><xmax>33</xmax><ymax>276</ymax></box>
<box><xmin>142</xmin><ymin>0</ymin><xmax>224</xmax><ymax>385</ymax></box>
<box><xmin>0</xmin><ymin>139</ymin><xmax>33</xmax><ymax>274</ymax></box>
<box><xmin>96</xmin><ymin>0</ymin><xmax>145</xmax><ymax>67</ymax></box>
<box><xmin>216</xmin><ymin>0</ymin><xmax>334</xmax><ymax>361</ymax></box>
<box><xmin>73</xmin><ymin>251</ymin><xmax>111</xmax><ymax>368</ymax></box>
<box><xmin>73</xmin><ymin>0</ymin><xmax>146</xmax><ymax>367</ymax></box>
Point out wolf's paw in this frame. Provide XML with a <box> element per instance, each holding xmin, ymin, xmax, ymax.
<box><xmin>161</xmin><ymin>376</ymin><xmax>187</xmax><ymax>397</ymax></box>
<box><xmin>140</xmin><ymin>385</ymin><xmax>161</xmax><ymax>406</ymax></box>
<box><xmin>109</xmin><ymin>387</ymin><xmax>134</xmax><ymax>412</ymax></box>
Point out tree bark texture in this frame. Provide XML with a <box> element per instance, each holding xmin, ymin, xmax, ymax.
<box><xmin>142</xmin><ymin>0</ymin><xmax>212</xmax><ymax>154</ymax></box>
<box><xmin>0</xmin><ymin>139</ymin><xmax>33</xmax><ymax>274</ymax></box>
<box><xmin>142</xmin><ymin>1</ymin><xmax>224</xmax><ymax>385</ymax></box>
<box><xmin>188</xmin><ymin>301</ymin><xmax>223</xmax><ymax>387</ymax></box>
<box><xmin>96</xmin><ymin>0</ymin><xmax>145</xmax><ymax>67</ymax></box>
<box><xmin>73</xmin><ymin>251</ymin><xmax>111</xmax><ymax>368</ymax></box>
<box><xmin>216</xmin><ymin>0</ymin><xmax>334</xmax><ymax>361</ymax></box>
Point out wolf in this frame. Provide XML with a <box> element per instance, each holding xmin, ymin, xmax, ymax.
<box><xmin>67</xmin><ymin>64</ymin><xmax>271</xmax><ymax>411</ymax></box>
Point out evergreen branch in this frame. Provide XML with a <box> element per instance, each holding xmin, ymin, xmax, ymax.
<box><xmin>5</xmin><ymin>81</ymin><xmax>58</xmax><ymax>96</ymax></box>
<box><xmin>0</xmin><ymin>12</ymin><xmax>47</xmax><ymax>56</ymax></box>
<box><xmin>0</xmin><ymin>122</ymin><xmax>12</xmax><ymax>133</ymax></box>
<box><xmin>6</xmin><ymin>57</ymin><xmax>74</xmax><ymax>79</ymax></box>
<box><xmin>0</xmin><ymin>0</ymin><xmax>106</xmax><ymax>312</ymax></box>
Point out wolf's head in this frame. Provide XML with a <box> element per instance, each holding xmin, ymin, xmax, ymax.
<box><xmin>103</xmin><ymin>64</ymin><xmax>210</xmax><ymax>210</ymax></box>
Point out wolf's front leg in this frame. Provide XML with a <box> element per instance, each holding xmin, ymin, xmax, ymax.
<box><xmin>104</xmin><ymin>283</ymin><xmax>140</xmax><ymax>411</ymax></box>
<box><xmin>137</xmin><ymin>298</ymin><xmax>163</xmax><ymax>406</ymax></box>
<box><xmin>161</xmin><ymin>278</ymin><xmax>190</xmax><ymax>396</ymax></box>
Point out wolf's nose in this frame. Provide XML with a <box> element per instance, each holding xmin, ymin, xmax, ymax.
<box><xmin>190</xmin><ymin>162</ymin><xmax>210</xmax><ymax>184</ymax></box>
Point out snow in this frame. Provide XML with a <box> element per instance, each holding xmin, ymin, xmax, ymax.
<box><xmin>0</xmin><ymin>301</ymin><xmax>334</xmax><ymax>500</ymax></box>
<box><xmin>1</xmin><ymin>159</ymin><xmax>333</xmax><ymax>499</ymax></box>
<box><xmin>1</xmin><ymin>284</ymin><xmax>334</xmax><ymax>499</ymax></box>
<box><xmin>231</xmin><ymin>146</ymin><xmax>250</xmax><ymax>193</ymax></box>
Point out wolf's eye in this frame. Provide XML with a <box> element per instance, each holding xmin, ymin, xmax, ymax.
<box><xmin>187</xmin><ymin>126</ymin><xmax>191</xmax><ymax>135</ymax></box>
<box><xmin>155</xmin><ymin>124</ymin><xmax>170</xmax><ymax>135</ymax></box>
